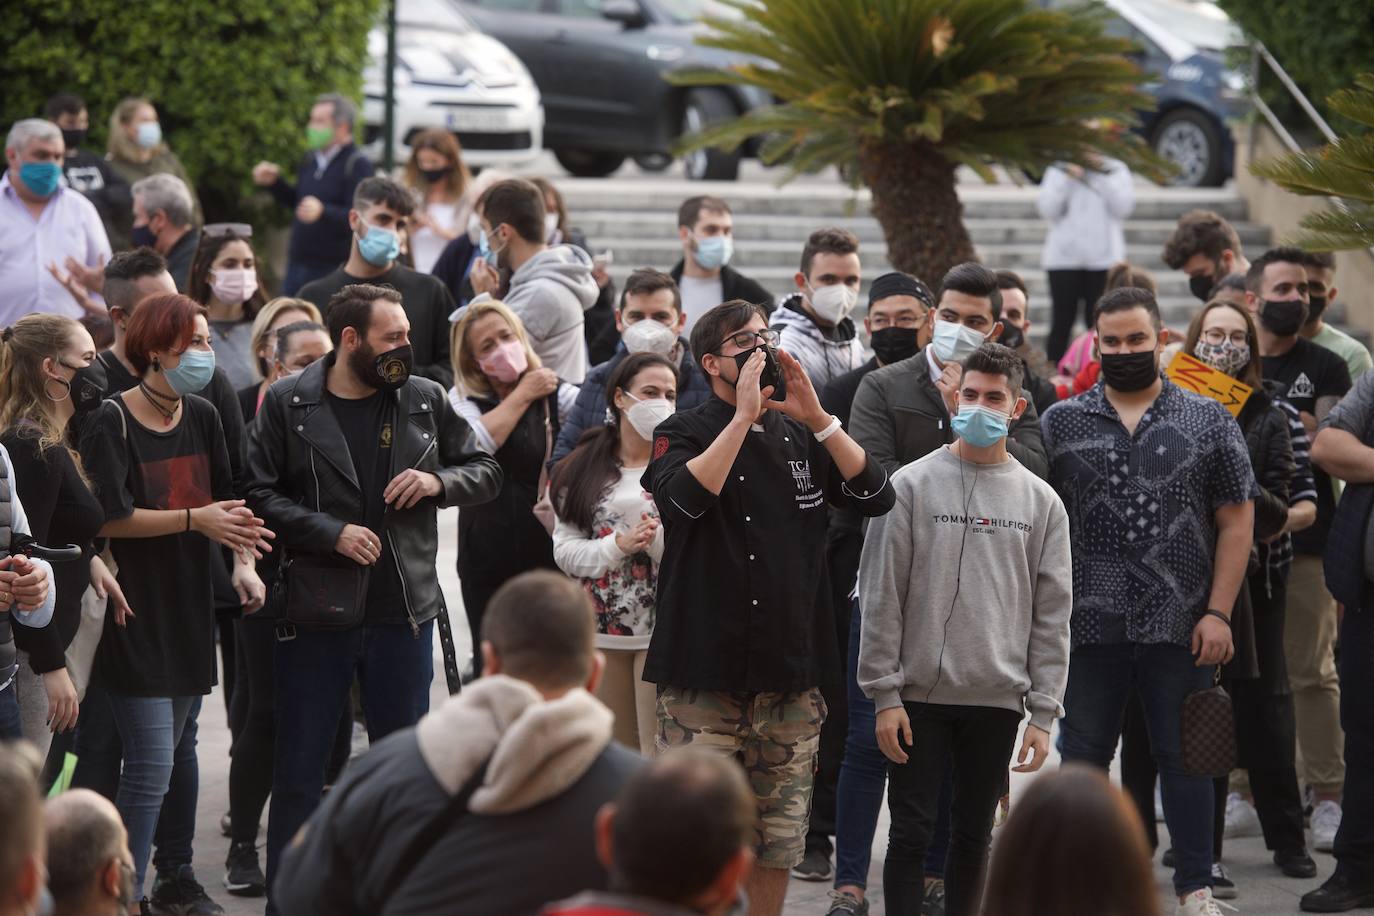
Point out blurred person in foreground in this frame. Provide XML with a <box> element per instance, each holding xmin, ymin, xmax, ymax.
<box><xmin>45</xmin><ymin>789</ymin><xmax>136</xmax><ymax>916</ymax></box>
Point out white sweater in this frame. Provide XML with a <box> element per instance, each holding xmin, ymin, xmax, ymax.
<box><xmin>1036</xmin><ymin>158</ymin><xmax>1135</xmax><ymax>271</ymax></box>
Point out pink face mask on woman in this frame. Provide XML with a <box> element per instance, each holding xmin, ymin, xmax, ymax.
<box><xmin>209</xmin><ymin>268</ymin><xmax>259</xmax><ymax>306</ymax></box>
<box><xmin>478</xmin><ymin>340</ymin><xmax>528</xmax><ymax>383</ymax></box>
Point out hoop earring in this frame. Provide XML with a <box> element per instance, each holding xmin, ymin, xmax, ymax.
<box><xmin>43</xmin><ymin>376</ymin><xmax>72</xmax><ymax>403</ymax></box>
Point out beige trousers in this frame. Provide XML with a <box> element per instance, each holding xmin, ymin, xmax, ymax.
<box><xmin>596</xmin><ymin>647</ymin><xmax>657</xmax><ymax>757</ymax></box>
<box><xmin>1285</xmin><ymin>554</ymin><xmax>1345</xmax><ymax>794</ymax></box>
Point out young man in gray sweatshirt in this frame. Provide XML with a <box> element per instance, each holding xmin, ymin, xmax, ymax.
<box><xmin>857</xmin><ymin>342</ymin><xmax>1072</xmax><ymax>916</ymax></box>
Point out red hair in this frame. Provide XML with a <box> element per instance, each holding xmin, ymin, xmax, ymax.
<box><xmin>124</xmin><ymin>294</ymin><xmax>207</xmax><ymax>375</ymax></box>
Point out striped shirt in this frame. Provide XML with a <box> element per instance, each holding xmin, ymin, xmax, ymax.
<box><xmin>1259</xmin><ymin>397</ymin><xmax>1317</xmax><ymax>586</ymax></box>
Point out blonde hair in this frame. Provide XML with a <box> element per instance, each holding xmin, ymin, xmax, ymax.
<box><xmin>108</xmin><ymin>97</ymin><xmax>162</xmax><ymax>162</ymax></box>
<box><xmin>451</xmin><ymin>300</ymin><xmax>542</xmax><ymax>400</ymax></box>
<box><xmin>0</xmin><ymin>315</ymin><xmax>89</xmax><ymax>471</ymax></box>
<box><xmin>248</xmin><ymin>297</ymin><xmax>322</xmax><ymax>380</ymax></box>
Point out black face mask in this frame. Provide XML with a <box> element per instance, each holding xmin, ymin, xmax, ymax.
<box><xmin>730</xmin><ymin>344</ymin><xmax>786</xmax><ymax>402</ymax></box>
<box><xmin>60</xmin><ymin>128</ymin><xmax>87</xmax><ymax>151</ymax></box>
<box><xmin>131</xmin><ymin>224</ymin><xmax>158</xmax><ymax>250</ymax></box>
<box><xmin>1307</xmin><ymin>295</ymin><xmax>1328</xmax><ymax>323</ymax></box>
<box><xmin>1099</xmin><ymin>350</ymin><xmax>1160</xmax><ymax>392</ymax></box>
<box><xmin>1258</xmin><ymin>298</ymin><xmax>1308</xmax><ymax>337</ymax></box>
<box><xmin>351</xmin><ymin>344</ymin><xmax>413</xmax><ymax>391</ymax></box>
<box><xmin>59</xmin><ymin>358</ymin><xmax>108</xmax><ymax>413</ymax></box>
<box><xmin>870</xmin><ymin>327</ymin><xmax>921</xmax><ymax>365</ymax></box>
<box><xmin>420</xmin><ymin>165</ymin><xmax>452</xmax><ymax>183</ymax></box>
<box><xmin>998</xmin><ymin>322</ymin><xmax>1026</xmax><ymax>351</ymax></box>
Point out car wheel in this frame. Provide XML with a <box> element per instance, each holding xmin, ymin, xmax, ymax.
<box><xmin>682</xmin><ymin>88</ymin><xmax>742</xmax><ymax>182</ymax></box>
<box><xmin>633</xmin><ymin>153</ymin><xmax>673</xmax><ymax>173</ymax></box>
<box><xmin>554</xmin><ymin>148</ymin><xmax>627</xmax><ymax>179</ymax></box>
<box><xmin>1152</xmin><ymin>108</ymin><xmax>1225</xmax><ymax>188</ymax></box>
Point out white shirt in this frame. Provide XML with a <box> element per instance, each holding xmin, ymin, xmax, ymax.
<box><xmin>679</xmin><ymin>274</ymin><xmax>724</xmax><ymax>336</ymax></box>
<box><xmin>0</xmin><ymin>175</ymin><xmax>111</xmax><ymax>324</ymax></box>
<box><xmin>411</xmin><ymin>200</ymin><xmax>461</xmax><ymax>274</ymax></box>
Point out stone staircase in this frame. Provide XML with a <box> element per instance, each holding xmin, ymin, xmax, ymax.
<box><xmin>552</xmin><ymin>177</ymin><xmax>1272</xmax><ymax>340</ymax></box>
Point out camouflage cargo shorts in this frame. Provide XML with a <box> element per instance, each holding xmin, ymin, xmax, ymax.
<box><xmin>655</xmin><ymin>685</ymin><xmax>826</xmax><ymax>870</ymax></box>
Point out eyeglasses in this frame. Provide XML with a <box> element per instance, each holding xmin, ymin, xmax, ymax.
<box><xmin>1201</xmin><ymin>328</ymin><xmax>1249</xmax><ymax>347</ymax></box>
<box><xmin>204</xmin><ymin>222</ymin><xmax>253</xmax><ymax>239</ymax></box>
<box><xmin>717</xmin><ymin>328</ymin><xmax>779</xmax><ymax>352</ymax></box>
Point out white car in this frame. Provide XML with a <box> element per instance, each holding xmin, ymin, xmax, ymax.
<box><xmin>362</xmin><ymin>0</ymin><xmax>544</xmax><ymax>168</ymax></box>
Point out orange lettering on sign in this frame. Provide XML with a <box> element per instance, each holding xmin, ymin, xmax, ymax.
<box><xmin>1165</xmin><ymin>352</ymin><xmax>1253</xmax><ymax>418</ymax></box>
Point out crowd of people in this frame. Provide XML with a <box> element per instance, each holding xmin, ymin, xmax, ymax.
<box><xmin>2</xmin><ymin>89</ymin><xmax>1374</xmax><ymax>916</ymax></box>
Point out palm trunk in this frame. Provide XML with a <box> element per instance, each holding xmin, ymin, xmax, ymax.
<box><xmin>858</xmin><ymin>140</ymin><xmax>975</xmax><ymax>287</ymax></box>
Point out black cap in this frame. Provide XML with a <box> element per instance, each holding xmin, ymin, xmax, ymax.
<box><xmin>868</xmin><ymin>271</ymin><xmax>934</xmax><ymax>309</ymax></box>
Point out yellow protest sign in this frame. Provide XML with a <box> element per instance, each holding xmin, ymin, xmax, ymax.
<box><xmin>1166</xmin><ymin>352</ymin><xmax>1253</xmax><ymax>417</ymax></box>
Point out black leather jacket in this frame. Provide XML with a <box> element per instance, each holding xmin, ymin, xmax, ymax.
<box><xmin>246</xmin><ymin>354</ymin><xmax>502</xmax><ymax>628</ymax></box>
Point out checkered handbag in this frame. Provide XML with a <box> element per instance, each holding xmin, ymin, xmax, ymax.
<box><xmin>1181</xmin><ymin>672</ymin><xmax>1237</xmax><ymax>777</ymax></box>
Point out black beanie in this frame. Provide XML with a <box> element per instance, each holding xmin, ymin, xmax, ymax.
<box><xmin>868</xmin><ymin>271</ymin><xmax>933</xmax><ymax>309</ymax></box>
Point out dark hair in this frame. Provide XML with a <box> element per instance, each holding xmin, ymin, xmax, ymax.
<box><xmin>43</xmin><ymin>92</ymin><xmax>85</xmax><ymax>120</ymax></box>
<box><xmin>551</xmin><ymin>353</ymin><xmax>678</xmax><ymax>534</ymax></box>
<box><xmin>187</xmin><ymin>228</ymin><xmax>266</xmax><ymax>319</ymax></box>
<box><xmin>530</xmin><ymin>176</ymin><xmax>567</xmax><ymax>235</ymax></box>
<box><xmin>123</xmin><ymin>293</ymin><xmax>206</xmax><ymax>374</ymax></box>
<box><xmin>611</xmin><ymin>751</ymin><xmax>755</xmax><ymax>904</ymax></box>
<box><xmin>962</xmin><ymin>342</ymin><xmax>1024</xmax><ymax>395</ymax></box>
<box><xmin>619</xmin><ymin>268</ymin><xmax>681</xmax><ymax>315</ymax></box>
<box><xmin>1247</xmin><ymin>246</ymin><xmax>1310</xmax><ymax>293</ymax></box>
<box><xmin>478</xmin><ymin>178</ymin><xmax>546</xmax><ymax>243</ymax></box>
<box><xmin>104</xmin><ymin>247</ymin><xmax>169</xmax><ymax>312</ymax></box>
<box><xmin>45</xmin><ymin>790</ymin><xmax>125</xmax><ymax>908</ymax></box>
<box><xmin>352</xmin><ymin>176</ymin><xmax>414</xmax><ymax>217</ymax></box>
<box><xmin>800</xmin><ymin>226</ymin><xmax>860</xmax><ymax>276</ymax></box>
<box><xmin>982</xmin><ymin>766</ymin><xmax>1161</xmax><ymax>916</ymax></box>
<box><xmin>275</xmin><ymin>320</ymin><xmax>328</xmax><ymax>364</ymax></box>
<box><xmin>1181</xmin><ymin>299</ymin><xmax>1264</xmax><ymax>391</ymax></box>
<box><xmin>1093</xmin><ymin>286</ymin><xmax>1161</xmax><ymax>330</ymax></box>
<box><xmin>403</xmin><ymin>128</ymin><xmax>470</xmax><ymax>202</ymax></box>
<box><xmin>1161</xmin><ymin>209</ymin><xmax>1243</xmax><ymax>270</ymax></box>
<box><xmin>324</xmin><ymin>283</ymin><xmax>403</xmax><ymax>346</ymax></box>
<box><xmin>937</xmin><ymin>262</ymin><xmax>1003</xmax><ymax>321</ymax></box>
<box><xmin>1104</xmin><ymin>261</ymin><xmax>1156</xmax><ymax>294</ymax></box>
<box><xmin>689</xmin><ymin>299</ymin><xmax>770</xmax><ymax>371</ymax></box>
<box><xmin>1215</xmin><ymin>272</ymin><xmax>1248</xmax><ymax>294</ymax></box>
<box><xmin>1302</xmin><ymin>250</ymin><xmax>1337</xmax><ymax>271</ymax></box>
<box><xmin>994</xmin><ymin>269</ymin><xmax>1027</xmax><ymax>298</ymax></box>
<box><xmin>0</xmin><ymin>743</ymin><xmax>42</xmax><ymax>898</ymax></box>
<box><xmin>677</xmin><ymin>195</ymin><xmax>731</xmax><ymax>229</ymax></box>
<box><xmin>483</xmin><ymin>571</ymin><xmax>595</xmax><ymax>689</ymax></box>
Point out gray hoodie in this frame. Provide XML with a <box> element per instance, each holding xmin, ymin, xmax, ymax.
<box><xmin>496</xmin><ymin>244</ymin><xmax>600</xmax><ymax>384</ymax></box>
<box><xmin>857</xmin><ymin>446</ymin><xmax>1072</xmax><ymax>731</ymax></box>
<box><xmin>769</xmin><ymin>296</ymin><xmax>866</xmax><ymax>390</ymax></box>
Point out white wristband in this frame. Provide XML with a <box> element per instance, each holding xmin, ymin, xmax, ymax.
<box><xmin>813</xmin><ymin>415</ymin><xmax>843</xmax><ymax>442</ymax></box>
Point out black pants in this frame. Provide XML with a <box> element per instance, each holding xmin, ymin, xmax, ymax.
<box><xmin>1334</xmin><ymin>599</ymin><xmax>1374</xmax><ymax>879</ymax></box>
<box><xmin>884</xmin><ymin>703</ymin><xmax>1020</xmax><ymax>916</ymax></box>
<box><xmin>1046</xmin><ymin>268</ymin><xmax>1108</xmax><ymax>364</ymax></box>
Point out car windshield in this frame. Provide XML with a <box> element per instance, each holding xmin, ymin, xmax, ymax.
<box><xmin>652</xmin><ymin>0</ymin><xmax>746</xmax><ymax>25</ymax></box>
<box><xmin>1112</xmin><ymin>0</ymin><xmax>1241</xmax><ymax>52</ymax></box>
<box><xmin>397</xmin><ymin>0</ymin><xmax>473</xmax><ymax>33</ymax></box>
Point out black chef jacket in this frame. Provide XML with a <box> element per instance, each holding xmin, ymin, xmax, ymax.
<box><xmin>642</xmin><ymin>396</ymin><xmax>895</xmax><ymax>693</ymax></box>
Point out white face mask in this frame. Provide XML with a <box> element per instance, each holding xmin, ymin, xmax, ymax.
<box><xmin>807</xmin><ymin>282</ymin><xmax>858</xmax><ymax>324</ymax></box>
<box><xmin>931</xmin><ymin>318</ymin><xmax>986</xmax><ymax>364</ymax></box>
<box><xmin>624</xmin><ymin>391</ymin><xmax>674</xmax><ymax>441</ymax></box>
<box><xmin>621</xmin><ymin>319</ymin><xmax>678</xmax><ymax>357</ymax></box>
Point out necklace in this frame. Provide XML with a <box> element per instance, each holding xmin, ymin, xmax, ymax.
<box><xmin>139</xmin><ymin>382</ymin><xmax>181</xmax><ymax>427</ymax></box>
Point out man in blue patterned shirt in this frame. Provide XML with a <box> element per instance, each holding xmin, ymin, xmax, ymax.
<box><xmin>1041</xmin><ymin>287</ymin><xmax>1257</xmax><ymax>916</ymax></box>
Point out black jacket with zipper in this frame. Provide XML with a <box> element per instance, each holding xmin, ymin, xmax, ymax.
<box><xmin>246</xmin><ymin>353</ymin><xmax>502</xmax><ymax>629</ymax></box>
<box><xmin>668</xmin><ymin>259</ymin><xmax>773</xmax><ymax>309</ymax></box>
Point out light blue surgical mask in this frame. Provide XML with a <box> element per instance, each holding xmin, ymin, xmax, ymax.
<box><xmin>19</xmin><ymin>161</ymin><xmax>61</xmax><ymax>197</ymax></box>
<box><xmin>478</xmin><ymin>229</ymin><xmax>501</xmax><ymax>268</ymax></box>
<box><xmin>357</xmin><ymin>220</ymin><xmax>400</xmax><ymax>266</ymax></box>
<box><xmin>136</xmin><ymin>121</ymin><xmax>162</xmax><ymax>149</ymax></box>
<box><xmin>693</xmin><ymin>234</ymin><xmax>733</xmax><ymax>270</ymax></box>
<box><xmin>164</xmin><ymin>347</ymin><xmax>216</xmax><ymax>395</ymax></box>
<box><xmin>951</xmin><ymin>403</ymin><xmax>1011</xmax><ymax>448</ymax></box>
<box><xmin>931</xmin><ymin>319</ymin><xmax>986</xmax><ymax>364</ymax></box>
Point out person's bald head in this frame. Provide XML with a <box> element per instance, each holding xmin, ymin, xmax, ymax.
<box><xmin>45</xmin><ymin>790</ymin><xmax>133</xmax><ymax>915</ymax></box>
<box><xmin>0</xmin><ymin>742</ymin><xmax>44</xmax><ymax>915</ymax></box>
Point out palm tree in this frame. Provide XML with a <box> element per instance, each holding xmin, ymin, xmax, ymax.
<box><xmin>1249</xmin><ymin>74</ymin><xmax>1374</xmax><ymax>252</ymax></box>
<box><xmin>676</xmin><ymin>0</ymin><xmax>1168</xmax><ymax>285</ymax></box>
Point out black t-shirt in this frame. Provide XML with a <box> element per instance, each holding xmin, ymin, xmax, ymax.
<box><xmin>79</xmin><ymin>395</ymin><xmax>233</xmax><ymax>696</ymax></box>
<box><xmin>2</xmin><ymin>429</ymin><xmax>105</xmax><ymax>670</ymax></box>
<box><xmin>1262</xmin><ymin>337</ymin><xmax>1352</xmax><ymax>553</ymax></box>
<box><xmin>326</xmin><ymin>391</ymin><xmax>405</xmax><ymax>620</ymax></box>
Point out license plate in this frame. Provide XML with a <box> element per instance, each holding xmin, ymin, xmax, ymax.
<box><xmin>444</xmin><ymin>109</ymin><xmax>511</xmax><ymax>132</ymax></box>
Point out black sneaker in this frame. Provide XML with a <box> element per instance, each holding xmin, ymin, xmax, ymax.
<box><xmin>826</xmin><ymin>891</ymin><xmax>869</xmax><ymax>916</ymax></box>
<box><xmin>148</xmin><ymin>865</ymin><xmax>226</xmax><ymax>916</ymax></box>
<box><xmin>223</xmin><ymin>841</ymin><xmax>266</xmax><ymax>897</ymax></box>
<box><xmin>1212</xmin><ymin>862</ymin><xmax>1238</xmax><ymax>899</ymax></box>
<box><xmin>790</xmin><ymin>848</ymin><xmax>833</xmax><ymax>882</ymax></box>
<box><xmin>922</xmin><ymin>878</ymin><xmax>946</xmax><ymax>916</ymax></box>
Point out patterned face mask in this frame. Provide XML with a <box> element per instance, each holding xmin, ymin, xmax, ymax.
<box><xmin>1193</xmin><ymin>338</ymin><xmax>1251</xmax><ymax>377</ymax></box>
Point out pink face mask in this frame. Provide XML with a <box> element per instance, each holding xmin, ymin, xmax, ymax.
<box><xmin>478</xmin><ymin>340</ymin><xmax>528</xmax><ymax>383</ymax></box>
<box><xmin>209</xmin><ymin>268</ymin><xmax>258</xmax><ymax>306</ymax></box>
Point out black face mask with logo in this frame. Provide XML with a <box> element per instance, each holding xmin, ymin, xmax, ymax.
<box><xmin>731</xmin><ymin>344</ymin><xmax>786</xmax><ymax>402</ymax></box>
<box><xmin>351</xmin><ymin>344</ymin><xmax>413</xmax><ymax>391</ymax></box>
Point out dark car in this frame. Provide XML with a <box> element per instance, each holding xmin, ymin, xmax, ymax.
<box><xmin>459</xmin><ymin>0</ymin><xmax>772</xmax><ymax>180</ymax></box>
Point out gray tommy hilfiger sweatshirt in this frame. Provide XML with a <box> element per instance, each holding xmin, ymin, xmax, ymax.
<box><xmin>857</xmin><ymin>446</ymin><xmax>1073</xmax><ymax>731</ymax></box>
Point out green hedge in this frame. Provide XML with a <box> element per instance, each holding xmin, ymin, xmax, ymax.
<box><xmin>3</xmin><ymin>0</ymin><xmax>383</xmax><ymax>222</ymax></box>
<box><xmin>1217</xmin><ymin>0</ymin><xmax>1374</xmax><ymax>134</ymax></box>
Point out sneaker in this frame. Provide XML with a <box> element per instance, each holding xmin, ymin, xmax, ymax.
<box><xmin>1211</xmin><ymin>862</ymin><xmax>1238</xmax><ymax>899</ymax></box>
<box><xmin>790</xmin><ymin>848</ymin><xmax>833</xmax><ymax>882</ymax></box>
<box><xmin>223</xmin><ymin>841</ymin><xmax>266</xmax><ymax>897</ymax></box>
<box><xmin>1176</xmin><ymin>888</ymin><xmax>1224</xmax><ymax>916</ymax></box>
<box><xmin>148</xmin><ymin>865</ymin><xmax>226</xmax><ymax>915</ymax></box>
<box><xmin>1225</xmin><ymin>791</ymin><xmax>1263</xmax><ymax>838</ymax></box>
<box><xmin>825</xmin><ymin>891</ymin><xmax>869</xmax><ymax>916</ymax></box>
<box><xmin>922</xmin><ymin>878</ymin><xmax>946</xmax><ymax>916</ymax></box>
<box><xmin>1313</xmin><ymin>800</ymin><xmax>1343</xmax><ymax>853</ymax></box>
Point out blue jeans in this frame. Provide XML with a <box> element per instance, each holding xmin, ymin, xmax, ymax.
<box><xmin>106</xmin><ymin>692</ymin><xmax>198</xmax><ymax>896</ymax></box>
<box><xmin>281</xmin><ymin>260</ymin><xmax>337</xmax><ymax>297</ymax></box>
<box><xmin>0</xmin><ymin>681</ymin><xmax>20</xmax><ymax>739</ymax></box>
<box><xmin>266</xmin><ymin>620</ymin><xmax>434</xmax><ymax>914</ymax></box>
<box><xmin>1059</xmin><ymin>642</ymin><xmax>1216</xmax><ymax>896</ymax></box>
<box><xmin>834</xmin><ymin>600</ymin><xmax>951</xmax><ymax>891</ymax></box>
<box><xmin>1335</xmin><ymin>604</ymin><xmax>1374</xmax><ymax>880</ymax></box>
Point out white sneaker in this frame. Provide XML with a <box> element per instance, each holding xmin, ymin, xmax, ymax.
<box><xmin>1224</xmin><ymin>792</ymin><xmax>1262</xmax><ymax>838</ymax></box>
<box><xmin>1313</xmin><ymin>799</ymin><xmax>1343</xmax><ymax>852</ymax></box>
<box><xmin>1177</xmin><ymin>888</ymin><xmax>1225</xmax><ymax>916</ymax></box>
